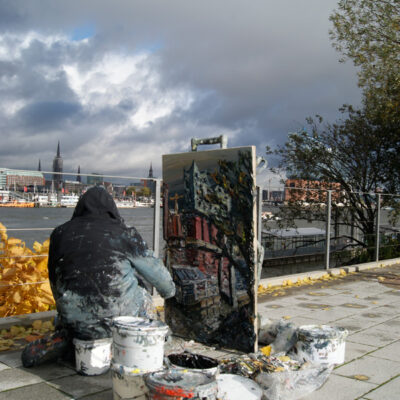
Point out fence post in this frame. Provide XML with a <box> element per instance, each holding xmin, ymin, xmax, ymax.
<box><xmin>325</xmin><ymin>190</ymin><xmax>332</xmax><ymax>270</ymax></box>
<box><xmin>375</xmin><ymin>193</ymin><xmax>381</xmax><ymax>262</ymax></box>
<box><xmin>152</xmin><ymin>179</ymin><xmax>161</xmax><ymax>258</ymax></box>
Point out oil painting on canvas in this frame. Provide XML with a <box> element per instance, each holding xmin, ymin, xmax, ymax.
<box><xmin>162</xmin><ymin>147</ymin><xmax>257</xmax><ymax>352</ymax></box>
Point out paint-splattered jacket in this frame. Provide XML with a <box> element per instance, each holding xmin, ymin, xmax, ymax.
<box><xmin>48</xmin><ymin>187</ymin><xmax>175</xmax><ymax>340</ymax></box>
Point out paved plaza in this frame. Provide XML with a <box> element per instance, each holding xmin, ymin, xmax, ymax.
<box><xmin>0</xmin><ymin>263</ymin><xmax>399</xmax><ymax>399</ymax></box>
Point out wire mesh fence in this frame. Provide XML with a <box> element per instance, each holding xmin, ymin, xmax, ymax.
<box><xmin>261</xmin><ymin>184</ymin><xmax>400</xmax><ymax>275</ymax></box>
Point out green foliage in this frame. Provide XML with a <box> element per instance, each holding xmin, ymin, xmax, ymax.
<box><xmin>137</xmin><ymin>186</ymin><xmax>151</xmax><ymax>198</ymax></box>
<box><xmin>125</xmin><ymin>186</ymin><xmax>136</xmax><ymax>196</ymax></box>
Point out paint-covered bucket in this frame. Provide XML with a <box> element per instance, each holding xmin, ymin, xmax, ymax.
<box><xmin>73</xmin><ymin>337</ymin><xmax>112</xmax><ymax>375</ymax></box>
<box><xmin>167</xmin><ymin>352</ymin><xmax>219</xmax><ymax>377</ymax></box>
<box><xmin>217</xmin><ymin>374</ymin><xmax>263</xmax><ymax>400</ymax></box>
<box><xmin>112</xmin><ymin>317</ymin><xmax>169</xmax><ymax>371</ymax></box>
<box><xmin>145</xmin><ymin>369</ymin><xmax>218</xmax><ymax>399</ymax></box>
<box><xmin>112</xmin><ymin>362</ymin><xmax>149</xmax><ymax>400</ymax></box>
<box><xmin>295</xmin><ymin>325</ymin><xmax>348</xmax><ymax>365</ymax></box>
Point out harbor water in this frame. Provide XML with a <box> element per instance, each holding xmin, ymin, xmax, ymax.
<box><xmin>0</xmin><ymin>207</ymin><xmax>163</xmax><ymax>252</ymax></box>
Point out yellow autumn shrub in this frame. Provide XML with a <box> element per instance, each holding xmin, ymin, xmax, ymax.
<box><xmin>0</xmin><ymin>222</ymin><xmax>55</xmax><ymax>317</ymax></box>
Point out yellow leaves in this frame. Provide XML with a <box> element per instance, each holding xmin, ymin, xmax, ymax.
<box><xmin>353</xmin><ymin>375</ymin><xmax>369</xmax><ymax>381</ymax></box>
<box><xmin>261</xmin><ymin>345</ymin><xmax>271</xmax><ymax>356</ymax></box>
<box><xmin>0</xmin><ymin>223</ymin><xmax>55</xmax><ymax>317</ymax></box>
<box><xmin>378</xmin><ymin>276</ymin><xmax>385</xmax><ymax>282</ymax></box>
<box><xmin>32</xmin><ymin>320</ymin><xmax>43</xmax><ymax>330</ymax></box>
<box><xmin>339</xmin><ymin>269</ymin><xmax>347</xmax><ymax>276</ymax></box>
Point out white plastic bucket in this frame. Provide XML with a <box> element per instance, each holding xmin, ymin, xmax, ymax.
<box><xmin>73</xmin><ymin>337</ymin><xmax>112</xmax><ymax>375</ymax></box>
<box><xmin>112</xmin><ymin>362</ymin><xmax>149</xmax><ymax>400</ymax></box>
<box><xmin>112</xmin><ymin>317</ymin><xmax>169</xmax><ymax>371</ymax></box>
<box><xmin>167</xmin><ymin>353</ymin><xmax>219</xmax><ymax>378</ymax></box>
<box><xmin>217</xmin><ymin>374</ymin><xmax>262</xmax><ymax>400</ymax></box>
<box><xmin>145</xmin><ymin>369</ymin><xmax>218</xmax><ymax>399</ymax></box>
<box><xmin>295</xmin><ymin>325</ymin><xmax>348</xmax><ymax>365</ymax></box>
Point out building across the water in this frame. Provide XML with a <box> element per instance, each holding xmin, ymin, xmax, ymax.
<box><xmin>0</xmin><ymin>168</ymin><xmax>45</xmax><ymax>190</ymax></box>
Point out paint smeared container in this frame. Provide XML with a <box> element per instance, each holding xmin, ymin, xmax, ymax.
<box><xmin>145</xmin><ymin>369</ymin><xmax>218</xmax><ymax>399</ymax></box>
<box><xmin>112</xmin><ymin>317</ymin><xmax>169</xmax><ymax>371</ymax></box>
<box><xmin>112</xmin><ymin>363</ymin><xmax>149</xmax><ymax>400</ymax></box>
<box><xmin>73</xmin><ymin>337</ymin><xmax>112</xmax><ymax>375</ymax></box>
<box><xmin>167</xmin><ymin>352</ymin><xmax>219</xmax><ymax>377</ymax></box>
<box><xmin>295</xmin><ymin>325</ymin><xmax>348</xmax><ymax>365</ymax></box>
<box><xmin>217</xmin><ymin>374</ymin><xmax>262</xmax><ymax>400</ymax></box>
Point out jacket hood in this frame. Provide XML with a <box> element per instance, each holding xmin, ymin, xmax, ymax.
<box><xmin>72</xmin><ymin>186</ymin><xmax>123</xmax><ymax>222</ymax></box>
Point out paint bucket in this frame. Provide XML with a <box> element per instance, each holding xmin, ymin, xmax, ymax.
<box><xmin>217</xmin><ymin>374</ymin><xmax>263</xmax><ymax>400</ymax></box>
<box><xmin>112</xmin><ymin>317</ymin><xmax>169</xmax><ymax>371</ymax></box>
<box><xmin>295</xmin><ymin>325</ymin><xmax>349</xmax><ymax>365</ymax></box>
<box><xmin>145</xmin><ymin>369</ymin><xmax>218</xmax><ymax>399</ymax></box>
<box><xmin>112</xmin><ymin>362</ymin><xmax>150</xmax><ymax>400</ymax></box>
<box><xmin>73</xmin><ymin>337</ymin><xmax>112</xmax><ymax>375</ymax></box>
<box><xmin>167</xmin><ymin>352</ymin><xmax>219</xmax><ymax>377</ymax></box>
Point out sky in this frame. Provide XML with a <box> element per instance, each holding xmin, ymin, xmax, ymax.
<box><xmin>0</xmin><ymin>0</ymin><xmax>361</xmax><ymax>187</ymax></box>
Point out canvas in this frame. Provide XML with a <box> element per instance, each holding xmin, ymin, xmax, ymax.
<box><xmin>162</xmin><ymin>146</ymin><xmax>258</xmax><ymax>352</ymax></box>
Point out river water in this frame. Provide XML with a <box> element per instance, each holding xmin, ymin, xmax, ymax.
<box><xmin>0</xmin><ymin>207</ymin><xmax>163</xmax><ymax>252</ymax></box>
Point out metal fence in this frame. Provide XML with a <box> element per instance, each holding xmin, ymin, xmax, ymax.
<box><xmin>261</xmin><ymin>186</ymin><xmax>400</xmax><ymax>272</ymax></box>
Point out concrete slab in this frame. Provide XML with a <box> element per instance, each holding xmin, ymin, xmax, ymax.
<box><xmin>347</xmin><ymin>325</ymin><xmax>399</xmax><ymax>347</ymax></box>
<box><xmin>0</xmin><ymin>383</ymin><xmax>73</xmax><ymax>400</ymax></box>
<box><xmin>344</xmin><ymin>342</ymin><xmax>378</xmax><ymax>363</ymax></box>
<box><xmin>47</xmin><ymin>371</ymin><xmax>112</xmax><ymax>398</ymax></box>
<box><xmin>22</xmin><ymin>363</ymin><xmax>76</xmax><ymax>381</ymax></box>
<box><xmin>297</xmin><ymin>307</ymin><xmax>359</xmax><ymax>323</ymax></box>
<box><xmin>0</xmin><ymin>362</ymin><xmax>9</xmax><ymax>372</ymax></box>
<box><xmin>0</xmin><ymin>351</ymin><xmax>23</xmax><ymax>368</ymax></box>
<box><xmin>303</xmin><ymin>373</ymin><xmax>376</xmax><ymax>400</ymax></box>
<box><xmin>362</xmin><ymin>375</ymin><xmax>400</xmax><ymax>400</ymax></box>
<box><xmin>335</xmin><ymin>355</ymin><xmax>400</xmax><ymax>385</ymax></box>
<box><xmin>368</xmin><ymin>340</ymin><xmax>400</xmax><ymax>362</ymax></box>
<box><xmin>77</xmin><ymin>388</ymin><xmax>112</xmax><ymax>399</ymax></box>
<box><xmin>0</xmin><ymin>368</ymin><xmax>43</xmax><ymax>392</ymax></box>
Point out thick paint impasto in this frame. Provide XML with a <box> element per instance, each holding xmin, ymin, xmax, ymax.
<box><xmin>162</xmin><ymin>147</ymin><xmax>257</xmax><ymax>352</ymax></box>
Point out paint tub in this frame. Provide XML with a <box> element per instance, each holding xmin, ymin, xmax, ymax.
<box><xmin>112</xmin><ymin>317</ymin><xmax>169</xmax><ymax>371</ymax></box>
<box><xmin>167</xmin><ymin>352</ymin><xmax>219</xmax><ymax>377</ymax></box>
<box><xmin>145</xmin><ymin>369</ymin><xmax>218</xmax><ymax>399</ymax></box>
<box><xmin>217</xmin><ymin>374</ymin><xmax>263</xmax><ymax>400</ymax></box>
<box><xmin>73</xmin><ymin>337</ymin><xmax>112</xmax><ymax>375</ymax></box>
<box><xmin>295</xmin><ymin>325</ymin><xmax>348</xmax><ymax>365</ymax></box>
<box><xmin>112</xmin><ymin>362</ymin><xmax>150</xmax><ymax>400</ymax></box>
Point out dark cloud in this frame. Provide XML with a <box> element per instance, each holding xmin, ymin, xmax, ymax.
<box><xmin>0</xmin><ymin>0</ymin><xmax>362</xmax><ymax>178</ymax></box>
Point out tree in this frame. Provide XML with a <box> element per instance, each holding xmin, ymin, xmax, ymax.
<box><xmin>137</xmin><ymin>186</ymin><xmax>151</xmax><ymax>198</ymax></box>
<box><xmin>330</xmin><ymin>0</ymin><xmax>400</xmax><ymax>94</ymax></box>
<box><xmin>330</xmin><ymin>0</ymin><xmax>400</xmax><ymax>189</ymax></box>
<box><xmin>267</xmin><ymin>106</ymin><xmax>399</xmax><ymax>263</ymax></box>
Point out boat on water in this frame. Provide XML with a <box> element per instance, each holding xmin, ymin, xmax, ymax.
<box><xmin>0</xmin><ymin>200</ymin><xmax>35</xmax><ymax>208</ymax></box>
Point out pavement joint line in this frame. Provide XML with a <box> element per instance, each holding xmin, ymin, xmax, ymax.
<box><xmin>354</xmin><ymin>372</ymin><xmax>400</xmax><ymax>399</ymax></box>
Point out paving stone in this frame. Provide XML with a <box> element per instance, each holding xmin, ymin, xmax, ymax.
<box><xmin>298</xmin><ymin>307</ymin><xmax>359</xmax><ymax>323</ymax></box>
<box><xmin>335</xmin><ymin>355</ymin><xmax>400</xmax><ymax>385</ymax></box>
<box><xmin>0</xmin><ymin>383</ymin><xmax>73</xmax><ymax>400</ymax></box>
<box><xmin>368</xmin><ymin>340</ymin><xmax>400</xmax><ymax>362</ymax></box>
<box><xmin>21</xmin><ymin>362</ymin><xmax>77</xmax><ymax>381</ymax></box>
<box><xmin>347</xmin><ymin>325</ymin><xmax>399</xmax><ymax>347</ymax></box>
<box><xmin>302</xmin><ymin>373</ymin><xmax>376</xmax><ymax>400</ymax></box>
<box><xmin>0</xmin><ymin>362</ymin><xmax>10</xmax><ymax>372</ymax></box>
<box><xmin>0</xmin><ymin>351</ymin><xmax>23</xmax><ymax>368</ymax></box>
<box><xmin>79</xmin><ymin>388</ymin><xmax>113</xmax><ymax>399</ymax></box>
<box><xmin>0</xmin><ymin>368</ymin><xmax>43</xmax><ymax>392</ymax></box>
<box><xmin>362</xmin><ymin>375</ymin><xmax>400</xmax><ymax>400</ymax></box>
<box><xmin>47</xmin><ymin>371</ymin><xmax>112</xmax><ymax>398</ymax></box>
<box><xmin>344</xmin><ymin>342</ymin><xmax>377</xmax><ymax>363</ymax></box>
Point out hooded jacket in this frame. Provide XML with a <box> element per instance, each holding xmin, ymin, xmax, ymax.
<box><xmin>48</xmin><ymin>186</ymin><xmax>175</xmax><ymax>340</ymax></box>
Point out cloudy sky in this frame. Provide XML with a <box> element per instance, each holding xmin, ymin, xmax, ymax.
<box><xmin>0</xmin><ymin>0</ymin><xmax>361</xmax><ymax>184</ymax></box>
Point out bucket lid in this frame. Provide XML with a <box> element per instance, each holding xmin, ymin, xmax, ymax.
<box><xmin>145</xmin><ymin>369</ymin><xmax>217</xmax><ymax>398</ymax></box>
<box><xmin>73</xmin><ymin>337</ymin><xmax>112</xmax><ymax>346</ymax></box>
<box><xmin>112</xmin><ymin>316</ymin><xmax>168</xmax><ymax>331</ymax></box>
<box><xmin>217</xmin><ymin>374</ymin><xmax>262</xmax><ymax>400</ymax></box>
<box><xmin>298</xmin><ymin>325</ymin><xmax>348</xmax><ymax>340</ymax></box>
